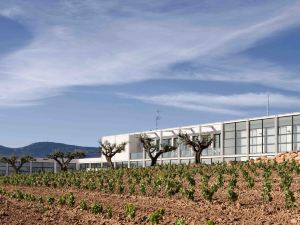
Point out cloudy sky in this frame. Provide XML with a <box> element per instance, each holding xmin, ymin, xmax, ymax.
<box><xmin>0</xmin><ymin>0</ymin><xmax>300</xmax><ymax>147</ymax></box>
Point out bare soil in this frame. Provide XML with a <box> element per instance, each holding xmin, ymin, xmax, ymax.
<box><xmin>1</xmin><ymin>175</ymin><xmax>300</xmax><ymax>225</ymax></box>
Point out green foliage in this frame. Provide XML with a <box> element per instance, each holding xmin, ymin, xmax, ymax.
<box><xmin>261</xmin><ymin>166</ymin><xmax>272</xmax><ymax>203</ymax></box>
<box><xmin>12</xmin><ymin>190</ymin><xmax>24</xmax><ymax>200</ymax></box>
<box><xmin>181</xmin><ymin>187</ymin><xmax>195</xmax><ymax>201</ymax></box>
<box><xmin>240</xmin><ymin>165</ymin><xmax>255</xmax><ymax>188</ymax></box>
<box><xmin>58</xmin><ymin>195</ymin><xmax>66</xmax><ymax>205</ymax></box>
<box><xmin>175</xmin><ymin>218</ymin><xmax>187</xmax><ymax>225</ymax></box>
<box><xmin>140</xmin><ymin>182</ymin><xmax>146</xmax><ymax>195</ymax></box>
<box><xmin>65</xmin><ymin>192</ymin><xmax>75</xmax><ymax>206</ymax></box>
<box><xmin>47</xmin><ymin>196</ymin><xmax>55</xmax><ymax>205</ymax></box>
<box><xmin>80</xmin><ymin>199</ymin><xmax>88</xmax><ymax>210</ymax></box>
<box><xmin>90</xmin><ymin>202</ymin><xmax>103</xmax><ymax>214</ymax></box>
<box><xmin>201</xmin><ymin>173</ymin><xmax>224</xmax><ymax>202</ymax></box>
<box><xmin>0</xmin><ymin>160</ymin><xmax>298</xmax><ymax>211</ymax></box>
<box><xmin>227</xmin><ymin>171</ymin><xmax>238</xmax><ymax>202</ymax></box>
<box><xmin>106</xmin><ymin>206</ymin><xmax>113</xmax><ymax>219</ymax></box>
<box><xmin>276</xmin><ymin>164</ymin><xmax>296</xmax><ymax>208</ymax></box>
<box><xmin>206</xmin><ymin>220</ymin><xmax>215</xmax><ymax>225</ymax></box>
<box><xmin>148</xmin><ymin>208</ymin><xmax>165</xmax><ymax>224</ymax></box>
<box><xmin>124</xmin><ymin>203</ymin><xmax>137</xmax><ymax>220</ymax></box>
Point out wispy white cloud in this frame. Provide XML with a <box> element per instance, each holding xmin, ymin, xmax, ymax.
<box><xmin>0</xmin><ymin>6</ymin><xmax>22</xmax><ymax>18</ymax></box>
<box><xmin>119</xmin><ymin>92</ymin><xmax>300</xmax><ymax>115</ymax></box>
<box><xmin>0</xmin><ymin>1</ymin><xmax>300</xmax><ymax>107</ymax></box>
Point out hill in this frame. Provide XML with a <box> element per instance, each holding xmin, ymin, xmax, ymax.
<box><xmin>0</xmin><ymin>142</ymin><xmax>100</xmax><ymax>158</ymax></box>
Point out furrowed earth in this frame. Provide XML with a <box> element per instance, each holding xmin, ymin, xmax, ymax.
<box><xmin>0</xmin><ymin>182</ymin><xmax>300</xmax><ymax>225</ymax></box>
<box><xmin>0</xmin><ymin>159</ymin><xmax>300</xmax><ymax>225</ymax></box>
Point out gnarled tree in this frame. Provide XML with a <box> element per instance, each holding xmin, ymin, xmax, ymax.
<box><xmin>0</xmin><ymin>155</ymin><xmax>35</xmax><ymax>174</ymax></box>
<box><xmin>47</xmin><ymin>150</ymin><xmax>86</xmax><ymax>172</ymax></box>
<box><xmin>178</xmin><ymin>132</ymin><xmax>214</xmax><ymax>164</ymax></box>
<box><xmin>100</xmin><ymin>141</ymin><xmax>127</xmax><ymax>168</ymax></box>
<box><xmin>140</xmin><ymin>134</ymin><xmax>177</xmax><ymax>166</ymax></box>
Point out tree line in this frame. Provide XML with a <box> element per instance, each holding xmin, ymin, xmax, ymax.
<box><xmin>0</xmin><ymin>132</ymin><xmax>214</xmax><ymax>173</ymax></box>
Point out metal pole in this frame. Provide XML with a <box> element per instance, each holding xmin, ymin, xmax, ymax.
<box><xmin>267</xmin><ymin>94</ymin><xmax>270</xmax><ymax>116</ymax></box>
<box><xmin>155</xmin><ymin>110</ymin><xmax>160</xmax><ymax>130</ymax></box>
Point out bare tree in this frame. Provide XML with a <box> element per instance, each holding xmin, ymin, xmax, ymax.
<box><xmin>140</xmin><ymin>134</ymin><xmax>177</xmax><ymax>166</ymax></box>
<box><xmin>178</xmin><ymin>132</ymin><xmax>214</xmax><ymax>164</ymax></box>
<box><xmin>100</xmin><ymin>140</ymin><xmax>127</xmax><ymax>168</ymax></box>
<box><xmin>47</xmin><ymin>150</ymin><xmax>86</xmax><ymax>172</ymax></box>
<box><xmin>0</xmin><ymin>155</ymin><xmax>35</xmax><ymax>174</ymax></box>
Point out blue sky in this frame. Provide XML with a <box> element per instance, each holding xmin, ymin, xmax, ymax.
<box><xmin>0</xmin><ymin>0</ymin><xmax>300</xmax><ymax>147</ymax></box>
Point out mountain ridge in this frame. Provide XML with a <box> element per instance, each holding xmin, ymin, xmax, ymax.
<box><xmin>0</xmin><ymin>142</ymin><xmax>100</xmax><ymax>158</ymax></box>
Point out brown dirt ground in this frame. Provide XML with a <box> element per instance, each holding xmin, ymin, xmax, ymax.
<box><xmin>1</xmin><ymin>173</ymin><xmax>300</xmax><ymax>225</ymax></box>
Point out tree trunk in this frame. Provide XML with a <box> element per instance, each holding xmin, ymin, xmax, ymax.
<box><xmin>61</xmin><ymin>165</ymin><xmax>68</xmax><ymax>172</ymax></box>
<box><xmin>195</xmin><ymin>151</ymin><xmax>201</xmax><ymax>164</ymax></box>
<box><xmin>11</xmin><ymin>165</ymin><xmax>19</xmax><ymax>174</ymax></box>
<box><xmin>150</xmin><ymin>156</ymin><xmax>159</xmax><ymax>166</ymax></box>
<box><xmin>106</xmin><ymin>156</ymin><xmax>114</xmax><ymax>169</ymax></box>
<box><xmin>15</xmin><ymin>167</ymin><xmax>20</xmax><ymax>174</ymax></box>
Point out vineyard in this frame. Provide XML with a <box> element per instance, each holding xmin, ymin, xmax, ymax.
<box><xmin>0</xmin><ymin>160</ymin><xmax>300</xmax><ymax>224</ymax></box>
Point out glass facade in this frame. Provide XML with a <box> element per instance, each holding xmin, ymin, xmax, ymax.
<box><xmin>249</xmin><ymin>119</ymin><xmax>275</xmax><ymax>154</ymax></box>
<box><xmin>116</xmin><ymin>162</ymin><xmax>128</xmax><ymax>168</ymax></box>
<box><xmin>202</xmin><ymin>134</ymin><xmax>221</xmax><ymax>156</ymax></box>
<box><xmin>293</xmin><ymin>115</ymin><xmax>300</xmax><ymax>150</ymax></box>
<box><xmin>179</xmin><ymin>142</ymin><xmax>192</xmax><ymax>157</ymax></box>
<box><xmin>162</xmin><ymin>138</ymin><xmax>178</xmax><ymax>158</ymax></box>
<box><xmin>278</xmin><ymin>116</ymin><xmax>292</xmax><ymax>152</ymax></box>
<box><xmin>263</xmin><ymin>119</ymin><xmax>275</xmax><ymax>153</ymax></box>
<box><xmin>224</xmin><ymin>122</ymin><xmax>247</xmax><ymax>155</ymax></box>
<box><xmin>130</xmin><ymin>152</ymin><xmax>143</xmax><ymax>159</ymax></box>
<box><xmin>80</xmin><ymin>163</ymin><xmax>90</xmax><ymax>170</ymax></box>
<box><xmin>130</xmin><ymin>161</ymin><xmax>143</xmax><ymax>168</ymax></box>
<box><xmin>278</xmin><ymin>115</ymin><xmax>300</xmax><ymax>152</ymax></box>
<box><xmin>32</xmin><ymin>162</ymin><xmax>54</xmax><ymax>173</ymax></box>
<box><xmin>250</xmin><ymin>120</ymin><xmax>263</xmax><ymax>154</ymax></box>
<box><xmin>201</xmin><ymin>158</ymin><xmax>211</xmax><ymax>164</ymax></box>
<box><xmin>0</xmin><ymin>163</ymin><xmax>7</xmax><ymax>175</ymax></box>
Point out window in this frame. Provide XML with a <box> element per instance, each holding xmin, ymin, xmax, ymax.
<box><xmin>293</xmin><ymin>115</ymin><xmax>300</xmax><ymax>150</ymax></box>
<box><xmin>224</xmin><ymin>122</ymin><xmax>247</xmax><ymax>155</ymax></box>
<box><xmin>0</xmin><ymin>163</ymin><xmax>6</xmax><ymax>176</ymax></box>
<box><xmin>263</xmin><ymin>118</ymin><xmax>275</xmax><ymax>153</ymax></box>
<box><xmin>278</xmin><ymin>116</ymin><xmax>292</xmax><ymax>152</ymax></box>
<box><xmin>80</xmin><ymin>163</ymin><xmax>90</xmax><ymax>170</ymax></box>
<box><xmin>250</xmin><ymin>120</ymin><xmax>263</xmax><ymax>154</ymax></box>
<box><xmin>179</xmin><ymin>136</ymin><xmax>192</xmax><ymax>157</ymax></box>
<box><xmin>32</xmin><ymin>162</ymin><xmax>54</xmax><ymax>173</ymax></box>
<box><xmin>224</xmin><ymin>123</ymin><xmax>236</xmax><ymax>155</ymax></box>
<box><xmin>162</xmin><ymin>138</ymin><xmax>177</xmax><ymax>158</ymax></box>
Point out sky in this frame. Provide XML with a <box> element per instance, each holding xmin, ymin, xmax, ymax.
<box><xmin>0</xmin><ymin>0</ymin><xmax>300</xmax><ymax>147</ymax></box>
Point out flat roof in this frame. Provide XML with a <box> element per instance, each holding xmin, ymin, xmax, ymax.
<box><xmin>102</xmin><ymin>111</ymin><xmax>300</xmax><ymax>138</ymax></box>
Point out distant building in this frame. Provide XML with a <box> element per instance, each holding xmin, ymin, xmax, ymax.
<box><xmin>1</xmin><ymin>111</ymin><xmax>299</xmax><ymax>174</ymax></box>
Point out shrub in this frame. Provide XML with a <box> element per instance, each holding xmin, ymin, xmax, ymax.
<box><xmin>106</xmin><ymin>206</ymin><xmax>113</xmax><ymax>219</ymax></box>
<box><xmin>227</xmin><ymin>172</ymin><xmax>238</xmax><ymax>202</ymax></box>
<box><xmin>66</xmin><ymin>192</ymin><xmax>75</xmax><ymax>206</ymax></box>
<box><xmin>124</xmin><ymin>203</ymin><xmax>137</xmax><ymax>220</ymax></box>
<box><xmin>12</xmin><ymin>190</ymin><xmax>24</xmax><ymax>201</ymax></box>
<box><xmin>47</xmin><ymin>196</ymin><xmax>55</xmax><ymax>205</ymax></box>
<box><xmin>206</xmin><ymin>220</ymin><xmax>215</xmax><ymax>225</ymax></box>
<box><xmin>80</xmin><ymin>200</ymin><xmax>88</xmax><ymax>211</ymax></box>
<box><xmin>148</xmin><ymin>208</ymin><xmax>165</xmax><ymax>224</ymax></box>
<box><xmin>58</xmin><ymin>195</ymin><xmax>66</xmax><ymax>205</ymax></box>
<box><xmin>261</xmin><ymin>167</ymin><xmax>272</xmax><ymax>203</ymax></box>
<box><xmin>175</xmin><ymin>218</ymin><xmax>187</xmax><ymax>225</ymax></box>
<box><xmin>90</xmin><ymin>202</ymin><xmax>103</xmax><ymax>214</ymax></box>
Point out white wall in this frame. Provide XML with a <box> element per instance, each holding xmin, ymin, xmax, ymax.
<box><xmin>101</xmin><ymin>134</ymin><xmax>130</xmax><ymax>162</ymax></box>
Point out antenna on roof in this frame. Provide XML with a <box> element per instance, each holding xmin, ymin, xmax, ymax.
<box><xmin>267</xmin><ymin>93</ymin><xmax>270</xmax><ymax>116</ymax></box>
<box><xmin>155</xmin><ymin>110</ymin><xmax>161</xmax><ymax>130</ymax></box>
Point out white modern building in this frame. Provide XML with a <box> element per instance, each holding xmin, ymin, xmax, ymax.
<box><xmin>97</xmin><ymin>111</ymin><xmax>300</xmax><ymax>168</ymax></box>
<box><xmin>1</xmin><ymin>112</ymin><xmax>300</xmax><ymax>174</ymax></box>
